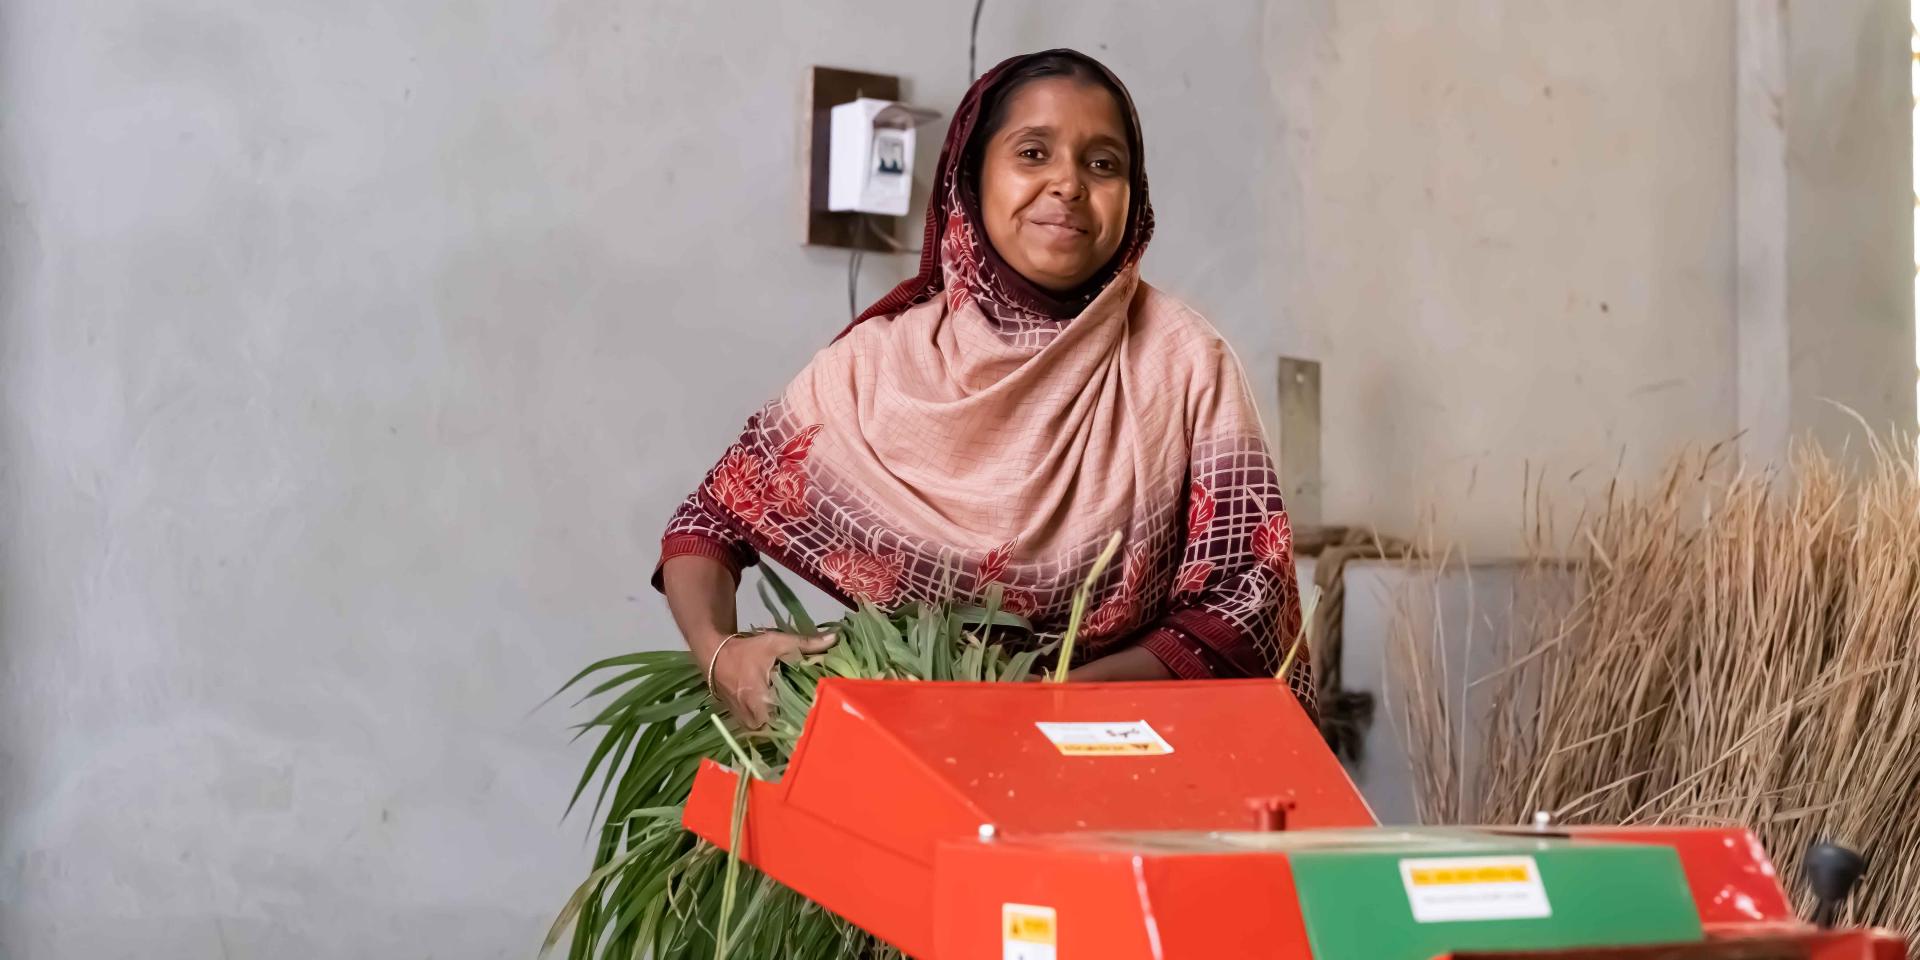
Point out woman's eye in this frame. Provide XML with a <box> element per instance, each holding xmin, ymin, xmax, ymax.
<box><xmin>1018</xmin><ymin>147</ymin><xmax>1045</xmax><ymax>161</ymax></box>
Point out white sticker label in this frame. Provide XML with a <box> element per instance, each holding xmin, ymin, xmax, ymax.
<box><xmin>1033</xmin><ymin>720</ymin><xmax>1174</xmax><ymax>756</ymax></box>
<box><xmin>1002</xmin><ymin>903</ymin><xmax>1056</xmax><ymax>960</ymax></box>
<box><xmin>1399</xmin><ymin>856</ymin><xmax>1552</xmax><ymax>923</ymax></box>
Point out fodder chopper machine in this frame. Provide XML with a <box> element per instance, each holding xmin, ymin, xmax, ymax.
<box><xmin>684</xmin><ymin>679</ymin><xmax>1904</xmax><ymax>958</ymax></box>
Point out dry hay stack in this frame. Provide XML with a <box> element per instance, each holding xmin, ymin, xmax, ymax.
<box><xmin>1392</xmin><ymin>434</ymin><xmax>1920</xmax><ymax>950</ymax></box>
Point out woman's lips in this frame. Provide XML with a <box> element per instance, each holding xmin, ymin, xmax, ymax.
<box><xmin>1030</xmin><ymin>219</ymin><xmax>1088</xmax><ymax>239</ymax></box>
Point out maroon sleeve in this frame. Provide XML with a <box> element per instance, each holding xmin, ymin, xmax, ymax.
<box><xmin>1137</xmin><ymin>625</ymin><xmax>1218</xmax><ymax>680</ymax></box>
<box><xmin>650</xmin><ymin>492</ymin><xmax>759</xmax><ymax>592</ymax></box>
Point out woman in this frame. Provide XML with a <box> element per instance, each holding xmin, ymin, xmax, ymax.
<box><xmin>656</xmin><ymin>49</ymin><xmax>1307</xmax><ymax>727</ymax></box>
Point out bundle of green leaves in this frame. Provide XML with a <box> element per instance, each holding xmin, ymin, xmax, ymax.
<box><xmin>545</xmin><ymin>568</ymin><xmax>1056</xmax><ymax>960</ymax></box>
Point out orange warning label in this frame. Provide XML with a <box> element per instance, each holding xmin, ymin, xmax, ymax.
<box><xmin>1001</xmin><ymin>903</ymin><xmax>1056</xmax><ymax>959</ymax></box>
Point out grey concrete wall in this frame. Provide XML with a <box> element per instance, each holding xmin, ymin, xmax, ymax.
<box><xmin>1783</xmin><ymin>0</ymin><xmax>1915</xmax><ymax>446</ymax></box>
<box><xmin>1</xmin><ymin>1</ymin><xmax>1911</xmax><ymax>957</ymax></box>
<box><xmin>1263</xmin><ymin>1</ymin><xmax>1743</xmax><ymax>555</ymax></box>
<box><xmin>0</xmin><ymin>1</ymin><xmax>1282</xmax><ymax>957</ymax></box>
<box><xmin>1266</xmin><ymin>1</ymin><xmax>1912</xmax><ymax>555</ymax></box>
<box><xmin>1738</xmin><ymin>0</ymin><xmax>1915</xmax><ymax>463</ymax></box>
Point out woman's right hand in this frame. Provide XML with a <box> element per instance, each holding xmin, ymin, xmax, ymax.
<box><xmin>704</xmin><ymin>631</ymin><xmax>836</xmax><ymax>728</ymax></box>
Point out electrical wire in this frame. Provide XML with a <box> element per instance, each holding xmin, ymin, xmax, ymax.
<box><xmin>848</xmin><ymin>218</ymin><xmax>918</xmax><ymax>321</ymax></box>
<box><xmin>968</xmin><ymin>0</ymin><xmax>987</xmax><ymax>81</ymax></box>
<box><xmin>847</xmin><ymin>248</ymin><xmax>864</xmax><ymax>320</ymax></box>
<box><xmin>850</xmin><ymin>1</ymin><xmax>977</xmax><ymax>321</ymax></box>
<box><xmin>862</xmin><ymin>214</ymin><xmax>918</xmax><ymax>255</ymax></box>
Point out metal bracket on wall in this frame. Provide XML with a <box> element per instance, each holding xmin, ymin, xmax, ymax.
<box><xmin>1278</xmin><ymin>356</ymin><xmax>1323</xmax><ymax>526</ymax></box>
<box><xmin>803</xmin><ymin>65</ymin><xmax>904</xmax><ymax>252</ymax></box>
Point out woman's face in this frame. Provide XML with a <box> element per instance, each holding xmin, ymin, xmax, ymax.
<box><xmin>977</xmin><ymin>77</ymin><xmax>1131</xmax><ymax>293</ymax></box>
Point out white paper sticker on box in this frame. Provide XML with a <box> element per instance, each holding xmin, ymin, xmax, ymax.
<box><xmin>1033</xmin><ymin>720</ymin><xmax>1173</xmax><ymax>756</ymax></box>
<box><xmin>1399</xmin><ymin>856</ymin><xmax>1552</xmax><ymax>923</ymax></box>
<box><xmin>1002</xmin><ymin>903</ymin><xmax>1056</xmax><ymax>960</ymax></box>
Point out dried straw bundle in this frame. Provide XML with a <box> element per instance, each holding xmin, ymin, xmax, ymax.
<box><xmin>1393</xmin><ymin>432</ymin><xmax>1920</xmax><ymax>949</ymax></box>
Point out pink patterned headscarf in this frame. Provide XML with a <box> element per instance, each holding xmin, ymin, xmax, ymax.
<box><xmin>661</xmin><ymin>50</ymin><xmax>1307</xmax><ymax>698</ymax></box>
<box><xmin>845</xmin><ymin>51</ymin><xmax>1149</xmax><ymax>334</ymax></box>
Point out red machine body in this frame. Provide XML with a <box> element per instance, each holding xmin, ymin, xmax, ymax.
<box><xmin>682</xmin><ymin>679</ymin><xmax>1904</xmax><ymax>959</ymax></box>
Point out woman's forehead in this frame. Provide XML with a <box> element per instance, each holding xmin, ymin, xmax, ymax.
<box><xmin>994</xmin><ymin>79</ymin><xmax>1129</xmax><ymax>141</ymax></box>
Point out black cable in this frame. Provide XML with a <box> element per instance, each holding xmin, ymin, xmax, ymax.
<box><xmin>968</xmin><ymin>0</ymin><xmax>986</xmax><ymax>81</ymax></box>
<box><xmin>850</xmin><ymin>2</ymin><xmax>977</xmax><ymax>322</ymax></box>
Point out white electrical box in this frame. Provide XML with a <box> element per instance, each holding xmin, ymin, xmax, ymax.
<box><xmin>827</xmin><ymin>98</ymin><xmax>940</xmax><ymax>217</ymax></box>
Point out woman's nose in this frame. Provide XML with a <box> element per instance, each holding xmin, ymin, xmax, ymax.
<box><xmin>1046</xmin><ymin>163</ymin><xmax>1087</xmax><ymax>201</ymax></box>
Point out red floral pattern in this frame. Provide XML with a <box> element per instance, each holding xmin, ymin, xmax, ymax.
<box><xmin>1082</xmin><ymin>596</ymin><xmax>1132</xmax><ymax>638</ymax></box>
<box><xmin>1186</xmin><ymin>479</ymin><xmax>1215</xmax><ymax>545</ymax></box>
<box><xmin>767</xmin><ymin>423</ymin><xmax>820</xmax><ymax>519</ymax></box>
<box><xmin>1173</xmin><ymin>560</ymin><xmax>1215</xmax><ymax>598</ymax></box>
<box><xmin>821</xmin><ymin>548</ymin><xmax>904</xmax><ymax>605</ymax></box>
<box><xmin>978</xmin><ymin>540</ymin><xmax>1014</xmax><ymax>586</ymax></box>
<box><xmin>999</xmin><ymin>589</ymin><xmax>1039</xmax><ymax>619</ymax></box>
<box><xmin>1083</xmin><ymin>543</ymin><xmax>1151</xmax><ymax>640</ymax></box>
<box><xmin>708</xmin><ymin>424</ymin><xmax>822</xmax><ymax>534</ymax></box>
<box><xmin>941</xmin><ymin>210</ymin><xmax>977</xmax><ymax>311</ymax></box>
<box><xmin>976</xmin><ymin>540</ymin><xmax>1042</xmax><ymax>617</ymax></box>
<box><xmin>710</xmin><ymin>448</ymin><xmax>766</xmax><ymax>525</ymax></box>
<box><xmin>763</xmin><ymin>464</ymin><xmax>808</xmax><ymax>519</ymax></box>
<box><xmin>1251</xmin><ymin>512</ymin><xmax>1294</xmax><ymax>575</ymax></box>
<box><xmin>778</xmin><ymin>424</ymin><xmax>822</xmax><ymax>464</ymax></box>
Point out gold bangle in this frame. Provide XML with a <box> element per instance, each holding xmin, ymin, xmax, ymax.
<box><xmin>705</xmin><ymin>632</ymin><xmax>752</xmax><ymax>690</ymax></box>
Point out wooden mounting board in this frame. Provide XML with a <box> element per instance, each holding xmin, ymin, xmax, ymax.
<box><xmin>803</xmin><ymin>65</ymin><xmax>905</xmax><ymax>252</ymax></box>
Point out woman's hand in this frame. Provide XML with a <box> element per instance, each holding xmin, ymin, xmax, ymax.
<box><xmin>1063</xmin><ymin>645</ymin><xmax>1176</xmax><ymax>682</ymax></box>
<box><xmin>704</xmin><ymin>630</ymin><xmax>836</xmax><ymax>728</ymax></box>
<box><xmin>1018</xmin><ymin>646</ymin><xmax>1178</xmax><ymax>682</ymax></box>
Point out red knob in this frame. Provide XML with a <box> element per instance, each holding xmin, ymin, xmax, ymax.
<box><xmin>1248</xmin><ymin>796</ymin><xmax>1296</xmax><ymax>832</ymax></box>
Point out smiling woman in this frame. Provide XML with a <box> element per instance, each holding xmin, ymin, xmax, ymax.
<box><xmin>656</xmin><ymin>48</ymin><xmax>1309</xmax><ymax>728</ymax></box>
<box><xmin>970</xmin><ymin>56</ymin><xmax>1134</xmax><ymax>293</ymax></box>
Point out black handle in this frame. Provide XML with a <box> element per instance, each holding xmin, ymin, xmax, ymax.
<box><xmin>1804</xmin><ymin>840</ymin><xmax>1866</xmax><ymax>928</ymax></box>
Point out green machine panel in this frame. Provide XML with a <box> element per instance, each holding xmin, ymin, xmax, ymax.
<box><xmin>1289</xmin><ymin>834</ymin><xmax>1704</xmax><ymax>959</ymax></box>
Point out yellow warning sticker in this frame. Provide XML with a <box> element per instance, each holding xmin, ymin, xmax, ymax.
<box><xmin>1399</xmin><ymin>856</ymin><xmax>1552</xmax><ymax>923</ymax></box>
<box><xmin>1001</xmin><ymin>903</ymin><xmax>1056</xmax><ymax>960</ymax></box>
<box><xmin>1033</xmin><ymin>720</ymin><xmax>1174</xmax><ymax>757</ymax></box>
<box><xmin>1409</xmin><ymin>864</ymin><xmax>1531</xmax><ymax>886</ymax></box>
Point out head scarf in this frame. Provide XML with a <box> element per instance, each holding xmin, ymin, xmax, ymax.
<box><xmin>844</xmin><ymin>48</ymin><xmax>1154</xmax><ymax>335</ymax></box>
